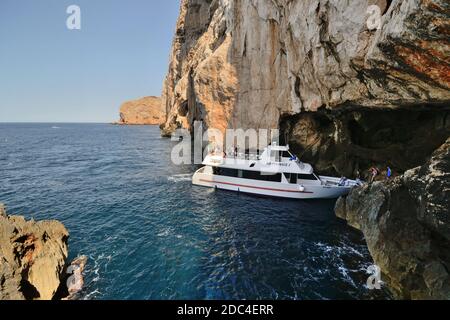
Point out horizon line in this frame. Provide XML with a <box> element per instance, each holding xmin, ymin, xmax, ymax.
<box><xmin>0</xmin><ymin>121</ymin><xmax>111</xmax><ymax>124</ymax></box>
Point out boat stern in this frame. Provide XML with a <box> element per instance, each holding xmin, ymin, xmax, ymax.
<box><xmin>192</xmin><ymin>166</ymin><xmax>214</xmax><ymax>187</ymax></box>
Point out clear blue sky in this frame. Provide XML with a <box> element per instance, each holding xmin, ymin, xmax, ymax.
<box><xmin>0</xmin><ymin>0</ymin><xmax>180</xmax><ymax>122</ymax></box>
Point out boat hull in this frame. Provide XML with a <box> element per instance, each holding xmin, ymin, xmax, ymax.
<box><xmin>192</xmin><ymin>168</ymin><xmax>354</xmax><ymax>200</ymax></box>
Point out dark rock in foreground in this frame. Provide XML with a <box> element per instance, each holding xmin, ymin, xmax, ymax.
<box><xmin>0</xmin><ymin>205</ymin><xmax>69</xmax><ymax>300</ymax></box>
<box><xmin>335</xmin><ymin>138</ymin><xmax>450</xmax><ymax>299</ymax></box>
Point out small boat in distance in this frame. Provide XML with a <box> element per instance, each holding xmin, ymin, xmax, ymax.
<box><xmin>192</xmin><ymin>144</ymin><xmax>359</xmax><ymax>199</ymax></box>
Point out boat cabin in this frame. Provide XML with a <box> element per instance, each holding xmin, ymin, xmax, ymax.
<box><xmin>201</xmin><ymin>145</ymin><xmax>322</xmax><ymax>185</ymax></box>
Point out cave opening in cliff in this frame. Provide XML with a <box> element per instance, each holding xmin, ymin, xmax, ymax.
<box><xmin>280</xmin><ymin>106</ymin><xmax>450</xmax><ymax>177</ymax></box>
<box><xmin>19</xmin><ymin>278</ymin><xmax>40</xmax><ymax>300</ymax></box>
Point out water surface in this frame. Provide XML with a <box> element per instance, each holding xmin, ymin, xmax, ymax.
<box><xmin>0</xmin><ymin>123</ymin><xmax>390</xmax><ymax>299</ymax></box>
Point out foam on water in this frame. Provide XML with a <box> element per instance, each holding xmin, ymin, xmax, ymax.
<box><xmin>167</xmin><ymin>174</ymin><xmax>193</xmax><ymax>182</ymax></box>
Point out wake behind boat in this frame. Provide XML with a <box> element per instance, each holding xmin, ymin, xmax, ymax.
<box><xmin>192</xmin><ymin>144</ymin><xmax>359</xmax><ymax>199</ymax></box>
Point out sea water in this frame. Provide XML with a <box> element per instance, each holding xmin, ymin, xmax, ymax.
<box><xmin>0</xmin><ymin>123</ymin><xmax>390</xmax><ymax>300</ymax></box>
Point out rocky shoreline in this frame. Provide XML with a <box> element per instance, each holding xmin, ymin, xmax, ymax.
<box><xmin>335</xmin><ymin>138</ymin><xmax>450</xmax><ymax>299</ymax></box>
<box><xmin>0</xmin><ymin>205</ymin><xmax>86</xmax><ymax>300</ymax></box>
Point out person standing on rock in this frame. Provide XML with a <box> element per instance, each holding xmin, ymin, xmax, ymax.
<box><xmin>387</xmin><ymin>167</ymin><xmax>392</xmax><ymax>180</ymax></box>
<box><xmin>355</xmin><ymin>170</ymin><xmax>363</xmax><ymax>186</ymax></box>
<box><xmin>369</xmin><ymin>167</ymin><xmax>379</xmax><ymax>184</ymax></box>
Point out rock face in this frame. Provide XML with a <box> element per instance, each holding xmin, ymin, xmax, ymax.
<box><xmin>160</xmin><ymin>0</ymin><xmax>450</xmax><ymax>299</ymax></box>
<box><xmin>162</xmin><ymin>0</ymin><xmax>450</xmax><ymax>137</ymax></box>
<box><xmin>119</xmin><ymin>96</ymin><xmax>165</xmax><ymax>125</ymax></box>
<box><xmin>335</xmin><ymin>138</ymin><xmax>450</xmax><ymax>299</ymax></box>
<box><xmin>0</xmin><ymin>205</ymin><xmax>69</xmax><ymax>300</ymax></box>
<box><xmin>281</xmin><ymin>107</ymin><xmax>450</xmax><ymax>176</ymax></box>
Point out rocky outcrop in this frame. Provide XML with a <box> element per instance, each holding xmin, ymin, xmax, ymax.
<box><xmin>0</xmin><ymin>205</ymin><xmax>69</xmax><ymax>300</ymax></box>
<box><xmin>162</xmin><ymin>0</ymin><xmax>450</xmax><ymax>136</ymax></box>
<box><xmin>335</xmin><ymin>138</ymin><xmax>450</xmax><ymax>299</ymax></box>
<box><xmin>118</xmin><ymin>96</ymin><xmax>165</xmax><ymax>125</ymax></box>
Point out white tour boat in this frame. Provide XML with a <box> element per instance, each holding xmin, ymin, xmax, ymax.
<box><xmin>192</xmin><ymin>144</ymin><xmax>359</xmax><ymax>199</ymax></box>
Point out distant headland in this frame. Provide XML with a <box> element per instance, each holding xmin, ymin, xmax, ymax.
<box><xmin>114</xmin><ymin>96</ymin><xmax>165</xmax><ymax>126</ymax></box>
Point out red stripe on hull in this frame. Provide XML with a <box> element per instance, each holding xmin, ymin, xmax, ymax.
<box><xmin>199</xmin><ymin>179</ymin><xmax>314</xmax><ymax>194</ymax></box>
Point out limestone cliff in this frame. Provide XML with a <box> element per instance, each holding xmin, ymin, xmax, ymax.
<box><xmin>160</xmin><ymin>0</ymin><xmax>450</xmax><ymax>299</ymax></box>
<box><xmin>335</xmin><ymin>138</ymin><xmax>450</xmax><ymax>299</ymax></box>
<box><xmin>0</xmin><ymin>204</ymin><xmax>69</xmax><ymax>300</ymax></box>
<box><xmin>161</xmin><ymin>0</ymin><xmax>449</xmax><ymax>174</ymax></box>
<box><xmin>118</xmin><ymin>96</ymin><xmax>164</xmax><ymax>125</ymax></box>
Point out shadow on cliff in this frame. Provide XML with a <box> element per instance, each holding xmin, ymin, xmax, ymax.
<box><xmin>280</xmin><ymin>103</ymin><xmax>450</xmax><ymax>178</ymax></box>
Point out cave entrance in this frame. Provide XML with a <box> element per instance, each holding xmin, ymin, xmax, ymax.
<box><xmin>280</xmin><ymin>106</ymin><xmax>450</xmax><ymax>177</ymax></box>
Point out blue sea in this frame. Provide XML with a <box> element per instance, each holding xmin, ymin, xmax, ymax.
<box><xmin>0</xmin><ymin>123</ymin><xmax>390</xmax><ymax>300</ymax></box>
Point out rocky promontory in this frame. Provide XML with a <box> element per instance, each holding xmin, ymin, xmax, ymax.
<box><xmin>335</xmin><ymin>138</ymin><xmax>450</xmax><ymax>299</ymax></box>
<box><xmin>160</xmin><ymin>0</ymin><xmax>449</xmax><ymax>175</ymax></box>
<box><xmin>161</xmin><ymin>0</ymin><xmax>450</xmax><ymax>136</ymax></box>
<box><xmin>159</xmin><ymin>0</ymin><xmax>450</xmax><ymax>299</ymax></box>
<box><xmin>117</xmin><ymin>96</ymin><xmax>165</xmax><ymax>125</ymax></box>
<box><xmin>0</xmin><ymin>204</ymin><xmax>69</xmax><ymax>300</ymax></box>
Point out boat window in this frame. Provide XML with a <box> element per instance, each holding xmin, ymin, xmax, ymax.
<box><xmin>284</xmin><ymin>173</ymin><xmax>290</xmax><ymax>182</ymax></box>
<box><xmin>282</xmin><ymin>151</ymin><xmax>292</xmax><ymax>158</ymax></box>
<box><xmin>270</xmin><ymin>151</ymin><xmax>280</xmax><ymax>162</ymax></box>
<box><xmin>290</xmin><ymin>174</ymin><xmax>298</xmax><ymax>184</ymax></box>
<box><xmin>297</xmin><ymin>174</ymin><xmax>318</xmax><ymax>181</ymax></box>
<box><xmin>284</xmin><ymin>173</ymin><xmax>297</xmax><ymax>184</ymax></box>
<box><xmin>217</xmin><ymin>168</ymin><xmax>239</xmax><ymax>177</ymax></box>
<box><xmin>262</xmin><ymin>173</ymin><xmax>282</xmax><ymax>182</ymax></box>
<box><xmin>271</xmin><ymin>151</ymin><xmax>294</xmax><ymax>161</ymax></box>
<box><xmin>270</xmin><ymin>151</ymin><xmax>294</xmax><ymax>162</ymax></box>
<box><xmin>243</xmin><ymin>170</ymin><xmax>260</xmax><ymax>180</ymax></box>
<box><xmin>242</xmin><ymin>170</ymin><xmax>282</xmax><ymax>182</ymax></box>
<box><xmin>250</xmin><ymin>163</ymin><xmax>256</xmax><ymax>168</ymax></box>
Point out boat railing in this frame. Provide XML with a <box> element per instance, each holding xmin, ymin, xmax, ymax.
<box><xmin>223</xmin><ymin>152</ymin><xmax>261</xmax><ymax>161</ymax></box>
